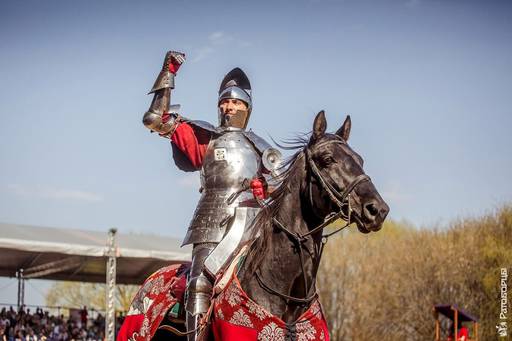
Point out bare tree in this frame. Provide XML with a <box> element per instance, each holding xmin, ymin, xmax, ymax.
<box><xmin>46</xmin><ymin>282</ymin><xmax>138</xmax><ymax>313</ymax></box>
<box><xmin>317</xmin><ymin>205</ymin><xmax>512</xmax><ymax>340</ymax></box>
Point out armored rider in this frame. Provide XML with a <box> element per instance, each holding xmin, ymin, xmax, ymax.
<box><xmin>142</xmin><ymin>51</ymin><xmax>281</xmax><ymax>340</ymax></box>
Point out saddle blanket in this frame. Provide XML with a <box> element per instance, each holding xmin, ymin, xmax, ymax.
<box><xmin>117</xmin><ymin>263</ymin><xmax>188</xmax><ymax>341</ymax></box>
<box><xmin>117</xmin><ymin>262</ymin><xmax>330</xmax><ymax>341</ymax></box>
<box><xmin>212</xmin><ymin>272</ymin><xmax>330</xmax><ymax>341</ymax></box>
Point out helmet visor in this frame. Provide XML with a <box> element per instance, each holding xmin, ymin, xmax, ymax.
<box><xmin>218</xmin><ymin>86</ymin><xmax>251</xmax><ymax>109</ymax></box>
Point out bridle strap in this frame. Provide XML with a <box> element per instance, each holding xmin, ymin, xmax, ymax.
<box><xmin>255</xmin><ymin>140</ymin><xmax>371</xmax><ymax>304</ymax></box>
<box><xmin>306</xmin><ymin>148</ymin><xmax>344</xmax><ymax>208</ymax></box>
<box><xmin>255</xmin><ymin>270</ymin><xmax>318</xmax><ymax>304</ymax></box>
<box><xmin>305</xmin><ymin>146</ymin><xmax>370</xmax><ymax>214</ymax></box>
<box><xmin>303</xmin><ymin>173</ymin><xmax>370</xmax><ymax>239</ymax></box>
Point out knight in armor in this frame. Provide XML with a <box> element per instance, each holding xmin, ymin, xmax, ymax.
<box><xmin>142</xmin><ymin>51</ymin><xmax>281</xmax><ymax>340</ymax></box>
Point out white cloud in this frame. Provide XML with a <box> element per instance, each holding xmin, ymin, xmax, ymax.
<box><xmin>208</xmin><ymin>31</ymin><xmax>226</xmax><ymax>44</ymax></box>
<box><xmin>191</xmin><ymin>31</ymin><xmax>249</xmax><ymax>63</ymax></box>
<box><xmin>191</xmin><ymin>32</ymin><xmax>228</xmax><ymax>63</ymax></box>
<box><xmin>6</xmin><ymin>184</ymin><xmax>103</xmax><ymax>202</ymax></box>
<box><xmin>191</xmin><ymin>46</ymin><xmax>214</xmax><ymax>63</ymax></box>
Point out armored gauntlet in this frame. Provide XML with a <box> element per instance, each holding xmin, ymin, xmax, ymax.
<box><xmin>142</xmin><ymin>51</ymin><xmax>185</xmax><ymax>136</ymax></box>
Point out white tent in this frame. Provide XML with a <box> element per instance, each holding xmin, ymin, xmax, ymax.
<box><xmin>0</xmin><ymin>222</ymin><xmax>191</xmax><ymax>285</ymax></box>
<box><xmin>0</xmin><ymin>223</ymin><xmax>192</xmax><ymax>341</ymax></box>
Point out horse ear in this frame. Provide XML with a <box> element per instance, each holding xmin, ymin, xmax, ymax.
<box><xmin>336</xmin><ymin>115</ymin><xmax>351</xmax><ymax>141</ymax></box>
<box><xmin>311</xmin><ymin>110</ymin><xmax>327</xmax><ymax>142</ymax></box>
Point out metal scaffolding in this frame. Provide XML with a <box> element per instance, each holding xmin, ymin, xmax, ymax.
<box><xmin>105</xmin><ymin>228</ymin><xmax>117</xmax><ymax>341</ymax></box>
<box><xmin>16</xmin><ymin>269</ymin><xmax>24</xmax><ymax>310</ymax></box>
<box><xmin>2</xmin><ymin>223</ymin><xmax>190</xmax><ymax>339</ymax></box>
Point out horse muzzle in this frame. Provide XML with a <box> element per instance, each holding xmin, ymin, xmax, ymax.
<box><xmin>355</xmin><ymin>199</ymin><xmax>389</xmax><ymax>233</ymax></box>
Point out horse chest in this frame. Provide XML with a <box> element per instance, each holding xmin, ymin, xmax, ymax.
<box><xmin>212</xmin><ymin>274</ymin><xmax>330</xmax><ymax>341</ymax></box>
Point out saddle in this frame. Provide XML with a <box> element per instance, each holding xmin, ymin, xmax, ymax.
<box><xmin>118</xmin><ymin>245</ymin><xmax>329</xmax><ymax>341</ymax></box>
<box><xmin>118</xmin><ymin>245</ymin><xmax>250</xmax><ymax>341</ymax></box>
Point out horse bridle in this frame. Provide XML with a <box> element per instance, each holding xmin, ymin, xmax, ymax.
<box><xmin>255</xmin><ymin>138</ymin><xmax>370</xmax><ymax>304</ymax></box>
<box><xmin>158</xmin><ymin>139</ymin><xmax>369</xmax><ymax>337</ymax></box>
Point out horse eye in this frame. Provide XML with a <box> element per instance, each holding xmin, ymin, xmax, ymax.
<box><xmin>320</xmin><ymin>156</ymin><xmax>336</xmax><ymax>167</ymax></box>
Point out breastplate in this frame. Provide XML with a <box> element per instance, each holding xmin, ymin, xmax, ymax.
<box><xmin>201</xmin><ymin>130</ymin><xmax>260</xmax><ymax>191</ymax></box>
<box><xmin>183</xmin><ymin>130</ymin><xmax>261</xmax><ymax>246</ymax></box>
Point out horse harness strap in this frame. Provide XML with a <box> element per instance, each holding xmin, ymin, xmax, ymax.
<box><xmin>255</xmin><ymin>270</ymin><xmax>318</xmax><ymax>304</ymax></box>
<box><xmin>256</xmin><ymin>140</ymin><xmax>370</xmax><ymax>304</ymax></box>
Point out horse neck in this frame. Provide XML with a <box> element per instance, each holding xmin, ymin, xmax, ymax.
<box><xmin>271</xmin><ymin>169</ymin><xmax>324</xmax><ymax>282</ymax></box>
<box><xmin>257</xmin><ymin>165</ymin><xmax>323</xmax><ymax>321</ymax></box>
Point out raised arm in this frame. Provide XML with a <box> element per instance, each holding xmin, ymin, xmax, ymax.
<box><xmin>142</xmin><ymin>51</ymin><xmax>185</xmax><ymax>136</ymax></box>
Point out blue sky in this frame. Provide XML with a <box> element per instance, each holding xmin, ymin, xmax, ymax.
<box><xmin>1</xmin><ymin>0</ymin><xmax>511</xmax><ymax>306</ymax></box>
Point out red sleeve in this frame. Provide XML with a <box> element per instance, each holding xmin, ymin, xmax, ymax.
<box><xmin>171</xmin><ymin>122</ymin><xmax>210</xmax><ymax>168</ymax></box>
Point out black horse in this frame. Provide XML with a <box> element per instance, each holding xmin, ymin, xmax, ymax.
<box><xmin>148</xmin><ymin>111</ymin><xmax>388</xmax><ymax>340</ymax></box>
<box><xmin>237</xmin><ymin>111</ymin><xmax>389</xmax><ymax>325</ymax></box>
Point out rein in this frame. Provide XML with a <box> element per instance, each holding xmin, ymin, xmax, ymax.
<box><xmin>256</xmin><ymin>139</ymin><xmax>370</xmax><ymax>304</ymax></box>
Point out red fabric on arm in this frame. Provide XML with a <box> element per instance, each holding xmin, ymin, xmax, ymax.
<box><xmin>161</xmin><ymin>113</ymin><xmax>171</xmax><ymax>123</ymax></box>
<box><xmin>171</xmin><ymin>122</ymin><xmax>210</xmax><ymax>169</ymax></box>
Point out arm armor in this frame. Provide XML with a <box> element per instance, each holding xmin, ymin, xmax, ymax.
<box><xmin>142</xmin><ymin>92</ymin><xmax>180</xmax><ymax>136</ymax></box>
<box><xmin>142</xmin><ymin>71</ymin><xmax>179</xmax><ymax>136</ymax></box>
<box><xmin>142</xmin><ymin>111</ymin><xmax>180</xmax><ymax>136</ymax></box>
<box><xmin>143</xmin><ymin>50</ymin><xmax>186</xmax><ymax>136</ymax></box>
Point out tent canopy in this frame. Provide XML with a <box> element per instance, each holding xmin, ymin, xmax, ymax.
<box><xmin>434</xmin><ymin>304</ymin><xmax>479</xmax><ymax>322</ymax></box>
<box><xmin>0</xmin><ymin>223</ymin><xmax>191</xmax><ymax>285</ymax></box>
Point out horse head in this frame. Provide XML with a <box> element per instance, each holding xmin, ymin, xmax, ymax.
<box><xmin>237</xmin><ymin>110</ymin><xmax>390</xmax><ymax>324</ymax></box>
<box><xmin>306</xmin><ymin>110</ymin><xmax>389</xmax><ymax>233</ymax></box>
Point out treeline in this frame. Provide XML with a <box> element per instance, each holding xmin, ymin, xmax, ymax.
<box><xmin>46</xmin><ymin>282</ymin><xmax>138</xmax><ymax>313</ymax></box>
<box><xmin>317</xmin><ymin>205</ymin><xmax>511</xmax><ymax>341</ymax></box>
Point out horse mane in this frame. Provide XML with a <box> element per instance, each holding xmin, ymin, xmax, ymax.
<box><xmin>243</xmin><ymin>134</ymin><xmax>310</xmax><ymax>274</ymax></box>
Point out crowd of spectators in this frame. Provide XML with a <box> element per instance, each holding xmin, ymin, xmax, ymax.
<box><xmin>0</xmin><ymin>306</ymin><xmax>124</xmax><ymax>341</ymax></box>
